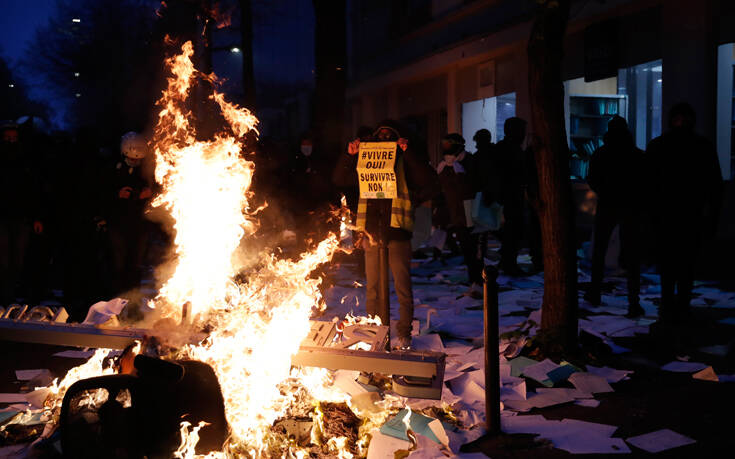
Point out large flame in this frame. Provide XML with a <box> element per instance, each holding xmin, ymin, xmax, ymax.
<box><xmin>150</xmin><ymin>41</ymin><xmax>352</xmax><ymax>456</ymax></box>
<box><xmin>41</xmin><ymin>41</ymin><xmax>412</xmax><ymax>458</ymax></box>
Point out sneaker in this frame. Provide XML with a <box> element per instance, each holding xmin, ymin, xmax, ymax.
<box><xmin>625</xmin><ymin>303</ymin><xmax>645</xmax><ymax>318</ymax></box>
<box><xmin>395</xmin><ymin>336</ymin><xmax>412</xmax><ymax>351</ymax></box>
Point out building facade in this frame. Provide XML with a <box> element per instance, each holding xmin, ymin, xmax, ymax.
<box><xmin>345</xmin><ymin>0</ymin><xmax>735</xmax><ymax>182</ymax></box>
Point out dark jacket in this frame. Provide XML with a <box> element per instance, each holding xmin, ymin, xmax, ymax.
<box><xmin>588</xmin><ymin>130</ymin><xmax>643</xmax><ymax>210</ymax></box>
<box><xmin>108</xmin><ymin>161</ymin><xmax>152</xmax><ymax>225</ymax></box>
<box><xmin>474</xmin><ymin>143</ymin><xmax>502</xmax><ymax>205</ymax></box>
<box><xmin>285</xmin><ymin>150</ymin><xmax>335</xmax><ymax>213</ymax></box>
<box><xmin>495</xmin><ymin>138</ymin><xmax>526</xmax><ymax>210</ymax></box>
<box><xmin>646</xmin><ymin>128</ymin><xmax>723</xmax><ymax>233</ymax></box>
<box><xmin>0</xmin><ymin>142</ymin><xmax>42</xmax><ymax>221</ymax></box>
<box><xmin>437</xmin><ymin>153</ymin><xmax>475</xmax><ymax>228</ymax></box>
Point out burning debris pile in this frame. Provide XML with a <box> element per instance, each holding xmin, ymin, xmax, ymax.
<box><xmin>0</xmin><ymin>41</ymin><xmax>454</xmax><ymax>458</ymax></box>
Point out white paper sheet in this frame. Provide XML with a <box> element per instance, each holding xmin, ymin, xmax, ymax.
<box><xmin>625</xmin><ymin>429</ymin><xmax>696</xmax><ymax>453</ymax></box>
<box><xmin>526</xmin><ymin>389</ymin><xmax>576</xmax><ymax>409</ymax></box>
<box><xmin>586</xmin><ymin>365</ymin><xmax>633</xmax><ymax>383</ymax></box>
<box><xmin>367</xmin><ymin>429</ymin><xmax>411</xmax><ymax>459</ymax></box>
<box><xmin>661</xmin><ymin>361</ymin><xmax>708</xmax><ymax>373</ymax></box>
<box><xmin>53</xmin><ymin>350</ymin><xmax>95</xmax><ymax>359</ymax></box>
<box><xmin>575</xmin><ymin>399</ymin><xmax>601</xmax><ymax>408</ymax></box>
<box><xmin>15</xmin><ymin>369</ymin><xmax>50</xmax><ymax>381</ymax></box>
<box><xmin>521</xmin><ymin>359</ymin><xmax>560</xmax><ymax>385</ymax></box>
<box><xmin>568</xmin><ymin>372</ymin><xmax>614</xmax><ymax>394</ymax></box>
<box><xmin>0</xmin><ymin>394</ymin><xmax>29</xmax><ymax>404</ymax></box>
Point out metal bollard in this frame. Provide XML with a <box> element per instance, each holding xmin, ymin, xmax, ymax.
<box><xmin>483</xmin><ymin>265</ymin><xmax>501</xmax><ymax>435</ymax></box>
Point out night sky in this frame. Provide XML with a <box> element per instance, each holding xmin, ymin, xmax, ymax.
<box><xmin>0</xmin><ymin>0</ymin><xmax>315</xmax><ymax>129</ymax></box>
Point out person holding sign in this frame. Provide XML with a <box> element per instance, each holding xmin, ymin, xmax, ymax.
<box><xmin>333</xmin><ymin>121</ymin><xmax>438</xmax><ymax>349</ymax></box>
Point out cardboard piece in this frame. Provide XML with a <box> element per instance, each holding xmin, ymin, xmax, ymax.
<box><xmin>692</xmin><ymin>366</ymin><xmax>719</xmax><ymax>382</ymax></box>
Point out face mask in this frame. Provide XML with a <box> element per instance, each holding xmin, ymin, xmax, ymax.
<box><xmin>443</xmin><ymin>154</ymin><xmax>456</xmax><ymax>166</ymax></box>
<box><xmin>125</xmin><ymin>157</ymin><xmax>142</xmax><ymax>168</ymax></box>
<box><xmin>301</xmin><ymin>145</ymin><xmax>313</xmax><ymax>157</ymax></box>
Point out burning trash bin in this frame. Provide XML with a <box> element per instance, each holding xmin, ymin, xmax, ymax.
<box><xmin>60</xmin><ymin>351</ymin><xmax>227</xmax><ymax>458</ymax></box>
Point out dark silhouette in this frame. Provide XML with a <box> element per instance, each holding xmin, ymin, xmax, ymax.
<box><xmin>646</xmin><ymin>103</ymin><xmax>723</xmax><ymax>323</ymax></box>
<box><xmin>284</xmin><ymin>132</ymin><xmax>337</xmax><ymax>242</ymax></box>
<box><xmin>471</xmin><ymin>129</ymin><xmax>499</xmax><ymax>261</ymax></box>
<box><xmin>333</xmin><ymin>121</ymin><xmax>438</xmax><ymax>348</ymax></box>
<box><xmin>106</xmin><ymin>132</ymin><xmax>153</xmax><ymax>296</ymax></box>
<box><xmin>59</xmin><ymin>130</ymin><xmax>112</xmax><ymax>320</ymax></box>
<box><xmin>436</xmin><ymin>133</ymin><xmax>483</xmax><ymax>293</ymax></box>
<box><xmin>495</xmin><ymin>117</ymin><xmax>541</xmax><ymax>274</ymax></box>
<box><xmin>585</xmin><ymin>116</ymin><xmax>644</xmax><ymax>317</ymax></box>
<box><xmin>0</xmin><ymin>123</ymin><xmax>43</xmax><ymax>305</ymax></box>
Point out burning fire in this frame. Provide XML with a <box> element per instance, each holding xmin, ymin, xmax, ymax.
<box><xmin>148</xmin><ymin>40</ymin><xmax>372</xmax><ymax>456</ymax></box>
<box><xmin>42</xmin><ymin>41</ymin><xmax>417</xmax><ymax>458</ymax></box>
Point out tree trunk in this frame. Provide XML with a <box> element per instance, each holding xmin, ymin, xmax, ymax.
<box><xmin>527</xmin><ymin>0</ymin><xmax>578</xmax><ymax>354</ymax></box>
<box><xmin>312</xmin><ymin>0</ymin><xmax>347</xmax><ymax>158</ymax></box>
<box><xmin>238</xmin><ymin>0</ymin><xmax>256</xmax><ymax>109</ymax></box>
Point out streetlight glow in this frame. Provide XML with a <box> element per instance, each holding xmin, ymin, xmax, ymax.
<box><xmin>75</xmin><ymin>93</ymin><xmax>81</xmax><ymax>98</ymax></box>
<box><xmin>230</xmin><ymin>47</ymin><xmax>241</xmax><ymax>53</ymax></box>
<box><xmin>72</xmin><ymin>18</ymin><xmax>81</xmax><ymax>23</ymax></box>
<box><xmin>8</xmin><ymin>84</ymin><xmax>14</xmax><ymax>88</ymax></box>
<box><xmin>74</xmin><ymin>72</ymin><xmax>80</xmax><ymax>77</ymax></box>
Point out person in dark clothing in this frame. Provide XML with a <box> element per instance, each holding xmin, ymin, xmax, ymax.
<box><xmin>436</xmin><ymin>133</ymin><xmax>483</xmax><ymax>294</ymax></box>
<box><xmin>0</xmin><ymin>123</ymin><xmax>44</xmax><ymax>305</ymax></box>
<box><xmin>646</xmin><ymin>103</ymin><xmax>723</xmax><ymax>323</ymax></box>
<box><xmin>107</xmin><ymin>132</ymin><xmax>153</xmax><ymax>296</ymax></box>
<box><xmin>473</xmin><ymin>129</ymin><xmax>500</xmax><ymax>206</ymax></box>
<box><xmin>472</xmin><ymin>129</ymin><xmax>504</xmax><ymax>263</ymax></box>
<box><xmin>585</xmin><ymin>116</ymin><xmax>645</xmax><ymax>317</ymax></box>
<box><xmin>495</xmin><ymin>117</ymin><xmax>532</xmax><ymax>275</ymax></box>
<box><xmin>285</xmin><ymin>133</ymin><xmax>337</xmax><ymax>232</ymax></box>
<box><xmin>333</xmin><ymin>120</ymin><xmax>438</xmax><ymax>348</ymax></box>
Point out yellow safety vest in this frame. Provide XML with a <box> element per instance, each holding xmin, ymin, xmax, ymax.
<box><xmin>355</xmin><ymin>155</ymin><xmax>414</xmax><ymax>233</ymax></box>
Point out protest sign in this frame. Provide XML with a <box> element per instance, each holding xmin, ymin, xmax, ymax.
<box><xmin>357</xmin><ymin>142</ymin><xmax>397</xmax><ymax>199</ymax></box>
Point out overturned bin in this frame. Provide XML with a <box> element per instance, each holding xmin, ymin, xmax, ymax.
<box><xmin>60</xmin><ymin>354</ymin><xmax>227</xmax><ymax>459</ymax></box>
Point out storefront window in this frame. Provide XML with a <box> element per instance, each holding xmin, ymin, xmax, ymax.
<box><xmin>716</xmin><ymin>43</ymin><xmax>734</xmax><ymax>180</ymax></box>
<box><xmin>461</xmin><ymin>92</ymin><xmax>516</xmax><ymax>152</ymax></box>
<box><xmin>617</xmin><ymin>59</ymin><xmax>663</xmax><ymax>150</ymax></box>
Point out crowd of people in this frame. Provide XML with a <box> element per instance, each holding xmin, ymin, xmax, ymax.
<box><xmin>0</xmin><ymin>124</ymin><xmax>157</xmax><ymax>321</ymax></box>
<box><xmin>0</xmin><ymin>101</ymin><xmax>725</xmax><ymax>346</ymax></box>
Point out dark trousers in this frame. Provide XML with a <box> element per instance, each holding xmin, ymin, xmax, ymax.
<box><xmin>109</xmin><ymin>222</ymin><xmax>148</xmax><ymax>295</ymax></box>
<box><xmin>590</xmin><ymin>204</ymin><xmax>641</xmax><ymax>305</ymax></box>
<box><xmin>364</xmin><ymin>239</ymin><xmax>414</xmax><ymax>339</ymax></box>
<box><xmin>452</xmin><ymin>227</ymin><xmax>484</xmax><ymax>285</ymax></box>
<box><xmin>63</xmin><ymin>225</ymin><xmax>110</xmax><ymax>321</ymax></box>
<box><xmin>658</xmin><ymin>225</ymin><xmax>700</xmax><ymax>320</ymax></box>
<box><xmin>500</xmin><ymin>205</ymin><xmax>523</xmax><ymax>268</ymax></box>
<box><xmin>0</xmin><ymin>219</ymin><xmax>30</xmax><ymax>304</ymax></box>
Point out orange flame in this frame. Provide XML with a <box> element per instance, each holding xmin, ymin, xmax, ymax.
<box><xmin>150</xmin><ymin>41</ymin><xmax>355</xmax><ymax>455</ymax></box>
